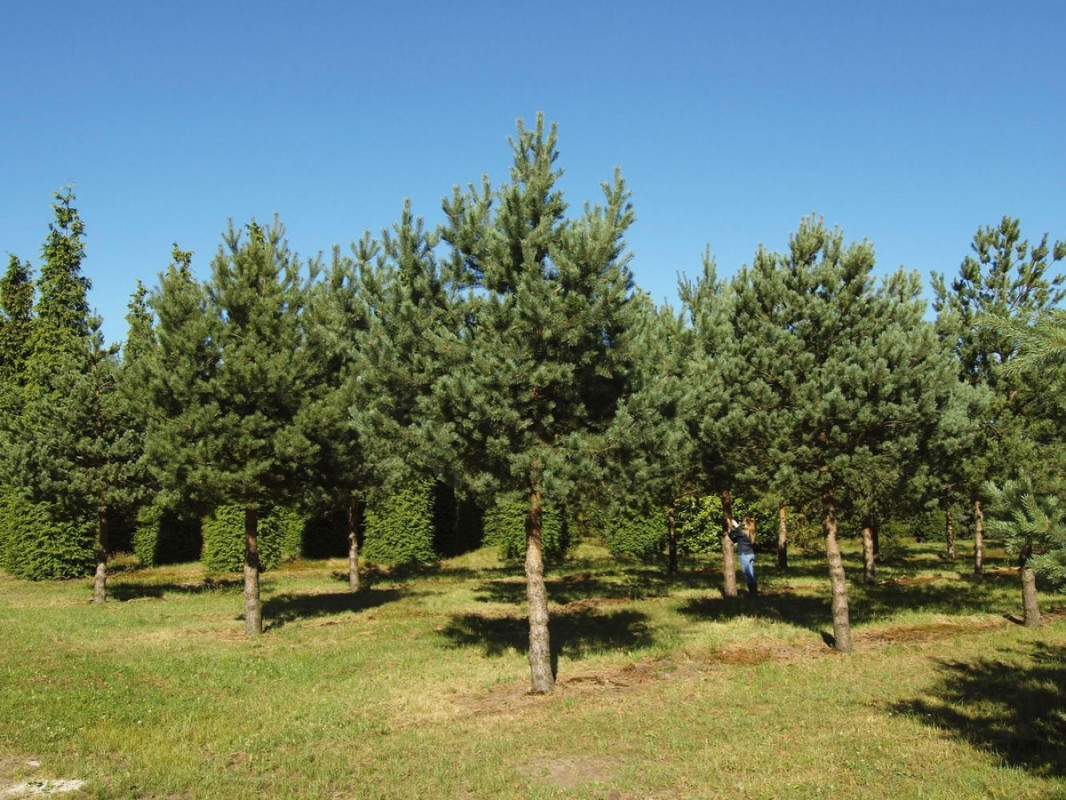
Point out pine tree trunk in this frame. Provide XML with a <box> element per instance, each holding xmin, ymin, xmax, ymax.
<box><xmin>861</xmin><ymin>517</ymin><xmax>876</xmax><ymax>586</ymax></box>
<box><xmin>244</xmin><ymin>501</ymin><xmax>263</xmax><ymax>635</ymax></box>
<box><xmin>945</xmin><ymin>508</ymin><xmax>956</xmax><ymax>560</ymax></box>
<box><xmin>667</xmin><ymin>505</ymin><xmax>678</xmax><ymax>575</ymax></box>
<box><xmin>92</xmin><ymin>511</ymin><xmax>109</xmax><ymax>604</ymax></box>
<box><xmin>720</xmin><ymin>490</ymin><xmax>738</xmax><ymax>598</ymax></box>
<box><xmin>973</xmin><ymin>498</ymin><xmax>985</xmax><ymax>578</ymax></box>
<box><xmin>1020</xmin><ymin>541</ymin><xmax>1041</xmax><ymax>627</ymax></box>
<box><xmin>347</xmin><ymin>497</ymin><xmax>360</xmax><ymax>593</ymax></box>
<box><xmin>777</xmin><ymin>499</ymin><xmax>788</xmax><ymax>569</ymax></box>
<box><xmin>525</xmin><ymin>485</ymin><xmax>554</xmax><ymax>694</ymax></box>
<box><xmin>823</xmin><ymin>493</ymin><xmax>852</xmax><ymax>652</ymax></box>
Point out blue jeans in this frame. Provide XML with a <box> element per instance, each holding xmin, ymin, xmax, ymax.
<box><xmin>739</xmin><ymin>552</ymin><xmax>757</xmax><ymax>593</ymax></box>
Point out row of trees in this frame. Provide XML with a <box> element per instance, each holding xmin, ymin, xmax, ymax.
<box><xmin>1</xmin><ymin>116</ymin><xmax>1064</xmax><ymax>693</ymax></box>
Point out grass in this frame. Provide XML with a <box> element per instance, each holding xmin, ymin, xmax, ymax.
<box><xmin>0</xmin><ymin>538</ymin><xmax>1064</xmax><ymax>799</ymax></box>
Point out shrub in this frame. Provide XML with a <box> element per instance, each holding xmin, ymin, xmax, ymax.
<box><xmin>363</xmin><ymin>482</ymin><xmax>437</xmax><ymax>566</ymax></box>
<box><xmin>133</xmin><ymin>504</ymin><xmax>203</xmax><ymax>567</ymax></box>
<box><xmin>0</xmin><ymin>489</ymin><xmax>95</xmax><ymax>580</ymax></box>
<box><xmin>201</xmin><ymin>503</ymin><xmax>303</xmax><ymax>573</ymax></box>
<box><xmin>602</xmin><ymin>503</ymin><xmax>666</xmax><ymax>561</ymax></box>
<box><xmin>483</xmin><ymin>492</ymin><xmax>569</xmax><ymax>563</ymax></box>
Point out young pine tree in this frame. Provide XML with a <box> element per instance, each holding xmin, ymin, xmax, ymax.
<box><xmin>436</xmin><ymin>116</ymin><xmax>640</xmax><ymax>693</ymax></box>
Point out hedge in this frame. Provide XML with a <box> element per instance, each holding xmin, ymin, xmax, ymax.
<box><xmin>0</xmin><ymin>488</ymin><xmax>95</xmax><ymax>580</ymax></box>
<box><xmin>362</xmin><ymin>481</ymin><xmax>437</xmax><ymax>566</ymax></box>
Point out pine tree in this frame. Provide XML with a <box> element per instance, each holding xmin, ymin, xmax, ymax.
<box><xmin>144</xmin><ymin>223</ymin><xmax>313</xmax><ymax>633</ymax></box>
<box><xmin>436</xmin><ymin>116</ymin><xmax>639</xmax><ymax>692</ymax></box>
<box><xmin>732</xmin><ymin>217</ymin><xmax>949</xmax><ymax>651</ymax></box>
<box><xmin>932</xmin><ymin>218</ymin><xmax>1065</xmax><ymax>575</ymax></box>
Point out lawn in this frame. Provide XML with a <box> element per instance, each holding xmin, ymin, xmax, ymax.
<box><xmin>0</xmin><ymin>538</ymin><xmax>1063</xmax><ymax>799</ymax></box>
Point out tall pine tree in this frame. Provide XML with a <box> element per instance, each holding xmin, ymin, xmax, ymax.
<box><xmin>436</xmin><ymin>116</ymin><xmax>639</xmax><ymax>692</ymax></box>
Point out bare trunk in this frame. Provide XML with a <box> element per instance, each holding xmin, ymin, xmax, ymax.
<box><xmin>347</xmin><ymin>498</ymin><xmax>360</xmax><ymax>593</ymax></box>
<box><xmin>973</xmin><ymin>498</ymin><xmax>985</xmax><ymax>578</ymax></box>
<box><xmin>823</xmin><ymin>493</ymin><xmax>852</xmax><ymax>652</ymax></box>
<box><xmin>777</xmin><ymin>499</ymin><xmax>788</xmax><ymax>569</ymax></box>
<box><xmin>244</xmin><ymin>501</ymin><xmax>263</xmax><ymax>635</ymax></box>
<box><xmin>720</xmin><ymin>490</ymin><xmax>738</xmax><ymax>598</ymax></box>
<box><xmin>945</xmin><ymin>508</ymin><xmax>956</xmax><ymax>560</ymax></box>
<box><xmin>861</xmin><ymin>517</ymin><xmax>876</xmax><ymax>586</ymax></box>
<box><xmin>667</xmin><ymin>505</ymin><xmax>678</xmax><ymax>575</ymax></box>
<box><xmin>92</xmin><ymin>512</ymin><xmax>109</xmax><ymax>604</ymax></box>
<box><xmin>1020</xmin><ymin>541</ymin><xmax>1041</xmax><ymax>627</ymax></box>
<box><xmin>525</xmin><ymin>485</ymin><xmax>554</xmax><ymax>694</ymax></box>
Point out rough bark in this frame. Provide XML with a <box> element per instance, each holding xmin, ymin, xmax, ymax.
<box><xmin>244</xmin><ymin>502</ymin><xmax>263</xmax><ymax>635</ymax></box>
<box><xmin>667</xmin><ymin>505</ymin><xmax>678</xmax><ymax>576</ymax></box>
<box><xmin>945</xmin><ymin>508</ymin><xmax>956</xmax><ymax>560</ymax></box>
<box><xmin>1020</xmin><ymin>541</ymin><xmax>1041</xmax><ymax>627</ymax></box>
<box><xmin>92</xmin><ymin>512</ymin><xmax>109</xmax><ymax>604</ymax></box>
<box><xmin>973</xmin><ymin>498</ymin><xmax>985</xmax><ymax>577</ymax></box>
<box><xmin>861</xmin><ymin>518</ymin><xmax>876</xmax><ymax>586</ymax></box>
<box><xmin>720</xmin><ymin>490</ymin><xmax>738</xmax><ymax>598</ymax></box>
<box><xmin>777</xmin><ymin>499</ymin><xmax>788</xmax><ymax>569</ymax></box>
<box><xmin>823</xmin><ymin>493</ymin><xmax>853</xmax><ymax>652</ymax></box>
<box><xmin>525</xmin><ymin>485</ymin><xmax>554</xmax><ymax>693</ymax></box>
<box><xmin>347</xmin><ymin>497</ymin><xmax>360</xmax><ymax>593</ymax></box>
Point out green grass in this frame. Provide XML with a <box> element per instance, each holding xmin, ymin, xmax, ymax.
<box><xmin>0</xmin><ymin>538</ymin><xmax>1064</xmax><ymax>799</ymax></box>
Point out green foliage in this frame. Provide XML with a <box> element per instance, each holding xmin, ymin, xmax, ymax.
<box><xmin>201</xmin><ymin>504</ymin><xmax>302</xmax><ymax>573</ymax></box>
<box><xmin>0</xmin><ymin>255</ymin><xmax>35</xmax><ymax>385</ymax></box>
<box><xmin>601</xmin><ymin>503</ymin><xmax>665</xmax><ymax>561</ymax></box>
<box><xmin>672</xmin><ymin>495</ymin><xmax>770</xmax><ymax>555</ymax></box>
<box><xmin>984</xmin><ymin>479</ymin><xmax>1066</xmax><ymax>585</ymax></box>
<box><xmin>0</xmin><ymin>488</ymin><xmax>94</xmax><ymax>580</ymax></box>
<box><xmin>363</xmin><ymin>482</ymin><xmax>437</xmax><ymax>566</ymax></box>
<box><xmin>482</xmin><ymin>493</ymin><xmax>569</xmax><ymax>563</ymax></box>
<box><xmin>133</xmin><ymin>504</ymin><xmax>203</xmax><ymax>567</ymax></box>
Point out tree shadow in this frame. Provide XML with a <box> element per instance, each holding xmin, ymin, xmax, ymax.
<box><xmin>892</xmin><ymin>641</ymin><xmax>1066</xmax><ymax>778</ymax></box>
<box><xmin>851</xmin><ymin>577</ymin><xmax>1013</xmax><ymax>623</ymax></box>
<box><xmin>470</xmin><ymin>567</ymin><xmax>726</xmax><ymax>606</ymax></box>
<box><xmin>438</xmin><ymin>606</ymin><xmax>656</xmax><ymax>676</ymax></box>
<box><xmin>108</xmin><ymin>577</ymin><xmax>244</xmax><ymax>601</ymax></box>
<box><xmin>263</xmin><ymin>587</ymin><xmax>407</xmax><ymax>631</ymax></box>
<box><xmin>676</xmin><ymin>590</ymin><xmax>833</xmax><ymax>633</ymax></box>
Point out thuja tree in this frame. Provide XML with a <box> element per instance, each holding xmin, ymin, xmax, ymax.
<box><xmin>0</xmin><ymin>255</ymin><xmax>34</xmax><ymax>385</ymax></box>
<box><xmin>10</xmin><ymin>317</ymin><xmax>144</xmax><ymax>600</ymax></box>
<box><xmin>144</xmin><ymin>224</ymin><xmax>313</xmax><ymax>634</ymax></box>
<box><xmin>733</xmin><ymin>217</ymin><xmax>949</xmax><ymax>651</ymax></box>
<box><xmin>434</xmin><ymin>116</ymin><xmax>640</xmax><ymax>693</ymax></box>
<box><xmin>932</xmin><ymin>217</ymin><xmax>1065</xmax><ymax>575</ymax></box>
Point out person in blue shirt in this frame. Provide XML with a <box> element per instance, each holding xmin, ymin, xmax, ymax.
<box><xmin>728</xmin><ymin>517</ymin><xmax>758</xmax><ymax>596</ymax></box>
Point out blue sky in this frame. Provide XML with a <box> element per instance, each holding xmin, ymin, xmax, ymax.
<box><xmin>2</xmin><ymin>0</ymin><xmax>1064</xmax><ymax>345</ymax></box>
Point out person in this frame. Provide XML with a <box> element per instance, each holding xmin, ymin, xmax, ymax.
<box><xmin>728</xmin><ymin>516</ymin><xmax>758</xmax><ymax>596</ymax></box>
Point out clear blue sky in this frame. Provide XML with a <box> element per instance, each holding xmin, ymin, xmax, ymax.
<box><xmin>2</xmin><ymin>0</ymin><xmax>1064</xmax><ymax>345</ymax></box>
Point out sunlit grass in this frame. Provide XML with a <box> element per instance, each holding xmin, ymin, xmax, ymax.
<box><xmin>0</xmin><ymin>537</ymin><xmax>1063</xmax><ymax>798</ymax></box>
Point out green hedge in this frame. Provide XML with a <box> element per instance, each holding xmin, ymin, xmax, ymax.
<box><xmin>602</xmin><ymin>504</ymin><xmax>666</xmax><ymax>561</ymax></box>
<box><xmin>0</xmin><ymin>488</ymin><xmax>95</xmax><ymax>580</ymax></box>
<box><xmin>201</xmin><ymin>503</ymin><xmax>303</xmax><ymax>573</ymax></box>
<box><xmin>133</xmin><ymin>504</ymin><xmax>203</xmax><ymax>567</ymax></box>
<box><xmin>363</xmin><ymin>481</ymin><xmax>437</xmax><ymax>566</ymax></box>
<box><xmin>483</xmin><ymin>493</ymin><xmax>569</xmax><ymax>563</ymax></box>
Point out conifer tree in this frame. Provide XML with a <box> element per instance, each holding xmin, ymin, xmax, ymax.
<box><xmin>144</xmin><ymin>224</ymin><xmax>313</xmax><ymax>633</ymax></box>
<box><xmin>29</xmin><ymin>187</ymin><xmax>91</xmax><ymax>364</ymax></box>
<box><xmin>732</xmin><ymin>217</ymin><xmax>948</xmax><ymax>651</ymax></box>
<box><xmin>932</xmin><ymin>218</ymin><xmax>1065</xmax><ymax>574</ymax></box>
<box><xmin>8</xmin><ymin>316</ymin><xmax>143</xmax><ymax>600</ymax></box>
<box><xmin>0</xmin><ymin>255</ymin><xmax>35</xmax><ymax>385</ymax></box>
<box><xmin>436</xmin><ymin>116</ymin><xmax>639</xmax><ymax>692</ymax></box>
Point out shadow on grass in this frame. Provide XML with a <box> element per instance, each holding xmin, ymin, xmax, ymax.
<box><xmin>109</xmin><ymin>577</ymin><xmax>244</xmax><ymax>601</ymax></box>
<box><xmin>263</xmin><ymin>587</ymin><xmax>407</xmax><ymax>631</ymax></box>
<box><xmin>851</xmin><ymin>576</ymin><xmax>1014</xmax><ymax>623</ymax></box>
<box><xmin>892</xmin><ymin>641</ymin><xmax>1066</xmax><ymax>778</ymax></box>
<box><xmin>438</xmin><ymin>606</ymin><xmax>655</xmax><ymax>675</ymax></box>
<box><xmin>471</xmin><ymin>566</ymin><xmax>729</xmax><ymax>606</ymax></box>
<box><xmin>677</xmin><ymin>590</ymin><xmax>833</xmax><ymax>633</ymax></box>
